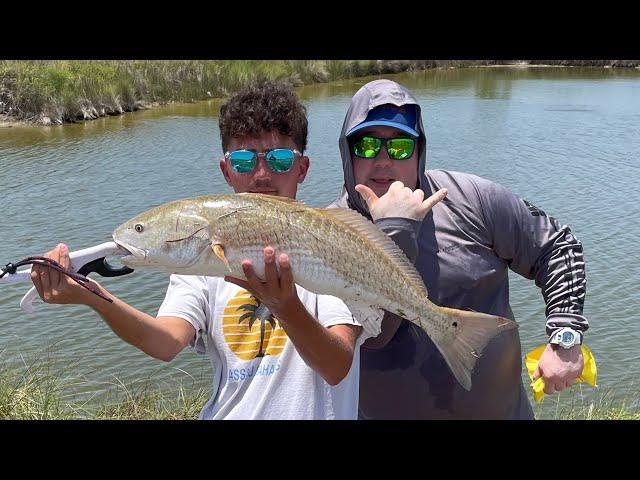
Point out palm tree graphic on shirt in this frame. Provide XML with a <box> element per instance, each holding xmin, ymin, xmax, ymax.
<box><xmin>236</xmin><ymin>297</ymin><xmax>276</xmax><ymax>358</ymax></box>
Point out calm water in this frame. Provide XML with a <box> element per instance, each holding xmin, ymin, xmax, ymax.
<box><xmin>1</xmin><ymin>67</ymin><xmax>639</xmax><ymax>417</ymax></box>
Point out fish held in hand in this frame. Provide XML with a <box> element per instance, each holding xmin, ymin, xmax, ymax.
<box><xmin>113</xmin><ymin>193</ymin><xmax>517</xmax><ymax>390</ymax></box>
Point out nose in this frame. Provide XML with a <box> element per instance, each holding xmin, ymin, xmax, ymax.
<box><xmin>373</xmin><ymin>148</ymin><xmax>394</xmax><ymax>167</ymax></box>
<box><xmin>252</xmin><ymin>157</ymin><xmax>273</xmax><ymax>180</ymax></box>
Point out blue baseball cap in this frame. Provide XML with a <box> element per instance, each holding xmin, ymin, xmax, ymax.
<box><xmin>346</xmin><ymin>104</ymin><xmax>419</xmax><ymax>138</ymax></box>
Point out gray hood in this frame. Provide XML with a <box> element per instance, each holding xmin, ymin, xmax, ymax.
<box><xmin>336</xmin><ymin>79</ymin><xmax>430</xmax><ymax>218</ymax></box>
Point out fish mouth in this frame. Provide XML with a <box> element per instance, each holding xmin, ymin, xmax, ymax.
<box><xmin>112</xmin><ymin>239</ymin><xmax>148</xmax><ymax>266</ymax></box>
<box><xmin>112</xmin><ymin>238</ymin><xmax>208</xmax><ymax>271</ymax></box>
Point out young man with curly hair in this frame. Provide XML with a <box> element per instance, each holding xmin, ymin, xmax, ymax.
<box><xmin>30</xmin><ymin>80</ymin><xmax>368</xmax><ymax>420</ymax></box>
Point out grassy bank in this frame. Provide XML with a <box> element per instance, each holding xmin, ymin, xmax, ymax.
<box><xmin>3</xmin><ymin>60</ymin><xmax>637</xmax><ymax>126</ymax></box>
<box><xmin>0</xmin><ymin>60</ymin><xmax>458</xmax><ymax>125</ymax></box>
<box><xmin>1</xmin><ymin>354</ymin><xmax>638</xmax><ymax>419</ymax></box>
<box><xmin>0</xmin><ymin>352</ymin><xmax>208</xmax><ymax>419</ymax></box>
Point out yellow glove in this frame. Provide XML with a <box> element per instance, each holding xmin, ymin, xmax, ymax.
<box><xmin>524</xmin><ymin>344</ymin><xmax>597</xmax><ymax>404</ymax></box>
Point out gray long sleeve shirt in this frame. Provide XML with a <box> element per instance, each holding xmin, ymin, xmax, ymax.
<box><xmin>330</xmin><ymin>79</ymin><xmax>588</xmax><ymax>419</ymax></box>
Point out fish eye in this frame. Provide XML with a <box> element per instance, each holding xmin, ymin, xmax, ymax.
<box><xmin>134</xmin><ymin>223</ymin><xmax>144</xmax><ymax>233</ymax></box>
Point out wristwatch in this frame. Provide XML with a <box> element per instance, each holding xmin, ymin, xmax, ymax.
<box><xmin>549</xmin><ymin>327</ymin><xmax>582</xmax><ymax>349</ymax></box>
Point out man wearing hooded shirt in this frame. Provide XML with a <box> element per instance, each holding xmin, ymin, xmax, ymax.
<box><xmin>329</xmin><ymin>79</ymin><xmax>588</xmax><ymax>419</ymax></box>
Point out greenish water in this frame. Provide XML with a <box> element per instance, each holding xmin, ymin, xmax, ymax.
<box><xmin>1</xmin><ymin>67</ymin><xmax>639</xmax><ymax>417</ymax></box>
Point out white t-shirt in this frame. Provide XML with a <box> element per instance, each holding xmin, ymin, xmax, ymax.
<box><xmin>157</xmin><ymin>274</ymin><xmax>368</xmax><ymax>420</ymax></box>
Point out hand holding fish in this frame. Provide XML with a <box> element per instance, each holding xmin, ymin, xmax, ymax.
<box><xmin>355</xmin><ymin>181</ymin><xmax>448</xmax><ymax>221</ymax></box>
<box><xmin>224</xmin><ymin>246</ymin><xmax>300</xmax><ymax>321</ymax></box>
<box><xmin>532</xmin><ymin>344</ymin><xmax>584</xmax><ymax>393</ymax></box>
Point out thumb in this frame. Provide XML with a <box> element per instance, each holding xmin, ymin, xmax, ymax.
<box><xmin>355</xmin><ymin>184</ymin><xmax>379</xmax><ymax>209</ymax></box>
<box><xmin>58</xmin><ymin>243</ymin><xmax>70</xmax><ymax>270</ymax></box>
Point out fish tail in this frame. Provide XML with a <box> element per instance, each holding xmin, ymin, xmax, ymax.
<box><xmin>425</xmin><ymin>307</ymin><xmax>518</xmax><ymax>391</ymax></box>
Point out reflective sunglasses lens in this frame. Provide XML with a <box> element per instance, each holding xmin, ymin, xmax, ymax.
<box><xmin>353</xmin><ymin>136</ymin><xmax>382</xmax><ymax>158</ymax></box>
<box><xmin>266</xmin><ymin>149</ymin><xmax>295</xmax><ymax>173</ymax></box>
<box><xmin>229</xmin><ymin>150</ymin><xmax>257</xmax><ymax>173</ymax></box>
<box><xmin>387</xmin><ymin>138</ymin><xmax>415</xmax><ymax>160</ymax></box>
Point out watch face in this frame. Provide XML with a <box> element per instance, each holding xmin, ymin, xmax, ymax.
<box><xmin>562</xmin><ymin>331</ymin><xmax>575</xmax><ymax>344</ymax></box>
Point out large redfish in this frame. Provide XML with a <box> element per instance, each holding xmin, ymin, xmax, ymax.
<box><xmin>113</xmin><ymin>193</ymin><xmax>517</xmax><ymax>390</ymax></box>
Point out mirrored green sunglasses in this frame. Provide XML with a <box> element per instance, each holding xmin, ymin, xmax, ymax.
<box><xmin>225</xmin><ymin>148</ymin><xmax>301</xmax><ymax>173</ymax></box>
<box><xmin>350</xmin><ymin>136</ymin><xmax>416</xmax><ymax>160</ymax></box>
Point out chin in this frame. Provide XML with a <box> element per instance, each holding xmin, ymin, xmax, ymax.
<box><xmin>368</xmin><ymin>184</ymin><xmax>390</xmax><ymax>197</ymax></box>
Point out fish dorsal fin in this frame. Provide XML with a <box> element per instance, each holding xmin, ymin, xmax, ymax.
<box><xmin>318</xmin><ymin>208</ymin><xmax>427</xmax><ymax>294</ymax></box>
<box><xmin>238</xmin><ymin>192</ymin><xmax>306</xmax><ymax>205</ymax></box>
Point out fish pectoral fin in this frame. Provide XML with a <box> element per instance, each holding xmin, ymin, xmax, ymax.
<box><xmin>212</xmin><ymin>243</ymin><xmax>232</xmax><ymax>273</ymax></box>
<box><xmin>343</xmin><ymin>301</ymin><xmax>384</xmax><ymax>339</ymax></box>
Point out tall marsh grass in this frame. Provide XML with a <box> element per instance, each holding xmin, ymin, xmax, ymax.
<box><xmin>0</xmin><ymin>350</ymin><xmax>208</xmax><ymax>420</ymax></box>
<box><xmin>0</xmin><ymin>60</ymin><xmax>384</xmax><ymax>124</ymax></box>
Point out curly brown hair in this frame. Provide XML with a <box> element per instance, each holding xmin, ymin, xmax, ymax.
<box><xmin>219</xmin><ymin>79</ymin><xmax>308</xmax><ymax>153</ymax></box>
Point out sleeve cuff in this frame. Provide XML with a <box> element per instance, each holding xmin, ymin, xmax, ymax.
<box><xmin>374</xmin><ymin>216</ymin><xmax>421</xmax><ymax>230</ymax></box>
<box><xmin>374</xmin><ymin>217</ymin><xmax>420</xmax><ymax>262</ymax></box>
<box><xmin>546</xmin><ymin>313</ymin><xmax>589</xmax><ymax>342</ymax></box>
